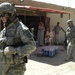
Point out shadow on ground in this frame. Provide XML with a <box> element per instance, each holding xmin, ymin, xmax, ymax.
<box><xmin>29</xmin><ymin>46</ymin><xmax>75</xmax><ymax>66</ymax></box>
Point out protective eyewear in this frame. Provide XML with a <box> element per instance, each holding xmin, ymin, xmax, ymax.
<box><xmin>0</xmin><ymin>13</ymin><xmax>5</xmax><ymax>17</ymax></box>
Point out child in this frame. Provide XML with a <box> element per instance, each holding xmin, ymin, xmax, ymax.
<box><xmin>45</xmin><ymin>28</ymin><xmax>54</xmax><ymax>45</ymax></box>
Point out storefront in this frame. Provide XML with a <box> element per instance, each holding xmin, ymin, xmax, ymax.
<box><xmin>0</xmin><ymin>5</ymin><xmax>72</xmax><ymax>42</ymax></box>
<box><xmin>16</xmin><ymin>6</ymin><xmax>51</xmax><ymax>41</ymax></box>
<box><xmin>15</xmin><ymin>5</ymin><xmax>71</xmax><ymax>41</ymax></box>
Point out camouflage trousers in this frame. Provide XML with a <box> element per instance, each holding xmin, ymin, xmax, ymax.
<box><xmin>67</xmin><ymin>41</ymin><xmax>75</xmax><ymax>59</ymax></box>
<box><xmin>1</xmin><ymin>63</ymin><xmax>26</xmax><ymax>75</ymax></box>
<box><xmin>0</xmin><ymin>48</ymin><xmax>26</xmax><ymax>75</ymax></box>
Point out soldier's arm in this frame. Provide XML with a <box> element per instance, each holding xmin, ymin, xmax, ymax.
<box><xmin>16</xmin><ymin>28</ymin><xmax>36</xmax><ymax>58</ymax></box>
<box><xmin>0</xmin><ymin>28</ymin><xmax>6</xmax><ymax>47</ymax></box>
<box><xmin>66</xmin><ymin>29</ymin><xmax>75</xmax><ymax>38</ymax></box>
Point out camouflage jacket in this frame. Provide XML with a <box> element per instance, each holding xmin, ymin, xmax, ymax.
<box><xmin>66</xmin><ymin>25</ymin><xmax>75</xmax><ymax>44</ymax></box>
<box><xmin>0</xmin><ymin>18</ymin><xmax>36</xmax><ymax>59</ymax></box>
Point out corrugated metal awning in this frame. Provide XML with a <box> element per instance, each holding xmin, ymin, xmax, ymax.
<box><xmin>15</xmin><ymin>5</ymin><xmax>73</xmax><ymax>14</ymax></box>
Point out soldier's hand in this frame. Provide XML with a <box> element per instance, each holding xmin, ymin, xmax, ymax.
<box><xmin>4</xmin><ymin>46</ymin><xmax>16</xmax><ymax>57</ymax></box>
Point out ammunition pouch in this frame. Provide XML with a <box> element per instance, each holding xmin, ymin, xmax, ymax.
<box><xmin>23</xmin><ymin>56</ymin><xmax>28</xmax><ymax>63</ymax></box>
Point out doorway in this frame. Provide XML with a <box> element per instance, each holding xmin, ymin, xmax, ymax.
<box><xmin>25</xmin><ymin>16</ymin><xmax>40</xmax><ymax>41</ymax></box>
<box><xmin>18</xmin><ymin>15</ymin><xmax>50</xmax><ymax>41</ymax></box>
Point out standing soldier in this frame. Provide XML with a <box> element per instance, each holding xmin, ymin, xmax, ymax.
<box><xmin>66</xmin><ymin>19</ymin><xmax>75</xmax><ymax>61</ymax></box>
<box><xmin>0</xmin><ymin>2</ymin><xmax>36</xmax><ymax>75</ymax></box>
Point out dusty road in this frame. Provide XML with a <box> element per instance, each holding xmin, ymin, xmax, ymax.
<box><xmin>25</xmin><ymin>46</ymin><xmax>75</xmax><ymax>75</ymax></box>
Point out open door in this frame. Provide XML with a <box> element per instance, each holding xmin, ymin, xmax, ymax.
<box><xmin>40</xmin><ymin>16</ymin><xmax>50</xmax><ymax>30</ymax></box>
<box><xmin>45</xmin><ymin>17</ymin><xmax>50</xmax><ymax>29</ymax></box>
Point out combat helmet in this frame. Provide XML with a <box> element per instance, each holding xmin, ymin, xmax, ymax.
<box><xmin>67</xmin><ymin>19</ymin><xmax>73</xmax><ymax>24</ymax></box>
<box><xmin>0</xmin><ymin>2</ymin><xmax>16</xmax><ymax>14</ymax></box>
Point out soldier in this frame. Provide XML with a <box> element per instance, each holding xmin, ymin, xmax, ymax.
<box><xmin>66</xmin><ymin>19</ymin><xmax>75</xmax><ymax>61</ymax></box>
<box><xmin>0</xmin><ymin>2</ymin><xmax>36</xmax><ymax>75</ymax></box>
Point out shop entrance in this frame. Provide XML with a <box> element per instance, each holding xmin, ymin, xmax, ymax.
<box><xmin>18</xmin><ymin>15</ymin><xmax>50</xmax><ymax>41</ymax></box>
<box><xmin>18</xmin><ymin>15</ymin><xmax>41</xmax><ymax>41</ymax></box>
<box><xmin>25</xmin><ymin>16</ymin><xmax>40</xmax><ymax>41</ymax></box>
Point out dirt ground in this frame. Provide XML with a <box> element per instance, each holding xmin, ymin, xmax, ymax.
<box><xmin>25</xmin><ymin>45</ymin><xmax>75</xmax><ymax>75</ymax></box>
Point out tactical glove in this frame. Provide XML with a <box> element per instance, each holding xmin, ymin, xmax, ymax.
<box><xmin>4</xmin><ymin>46</ymin><xmax>16</xmax><ymax>57</ymax></box>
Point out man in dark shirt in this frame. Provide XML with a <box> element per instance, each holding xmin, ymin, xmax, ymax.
<box><xmin>53</xmin><ymin>22</ymin><xmax>65</xmax><ymax>45</ymax></box>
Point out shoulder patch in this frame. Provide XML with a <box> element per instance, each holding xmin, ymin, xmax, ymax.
<box><xmin>19</xmin><ymin>22</ymin><xmax>28</xmax><ymax>30</ymax></box>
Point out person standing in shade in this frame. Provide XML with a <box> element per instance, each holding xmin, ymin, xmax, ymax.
<box><xmin>37</xmin><ymin>21</ymin><xmax>45</xmax><ymax>46</ymax></box>
<box><xmin>66</xmin><ymin>19</ymin><xmax>75</xmax><ymax>61</ymax></box>
<box><xmin>53</xmin><ymin>22</ymin><xmax>65</xmax><ymax>45</ymax></box>
<box><xmin>45</xmin><ymin>28</ymin><xmax>54</xmax><ymax>45</ymax></box>
<box><xmin>45</xmin><ymin>28</ymin><xmax>50</xmax><ymax>45</ymax></box>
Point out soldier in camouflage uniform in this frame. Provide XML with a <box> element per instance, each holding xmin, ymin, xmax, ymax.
<box><xmin>0</xmin><ymin>2</ymin><xmax>36</xmax><ymax>75</ymax></box>
<box><xmin>66</xmin><ymin>19</ymin><xmax>75</xmax><ymax>61</ymax></box>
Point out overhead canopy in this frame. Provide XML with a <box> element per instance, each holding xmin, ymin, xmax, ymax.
<box><xmin>15</xmin><ymin>5</ymin><xmax>73</xmax><ymax>14</ymax></box>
